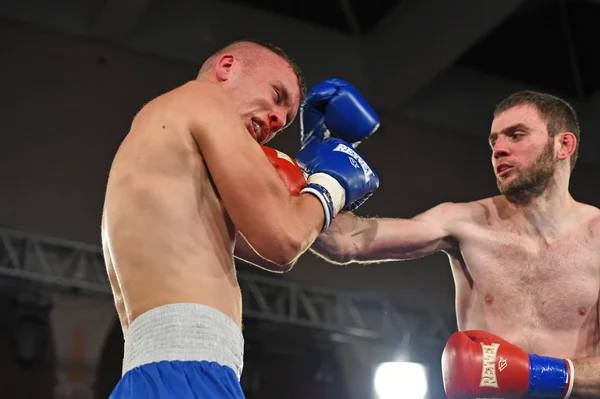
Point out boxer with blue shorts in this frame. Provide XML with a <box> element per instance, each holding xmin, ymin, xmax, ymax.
<box><xmin>109</xmin><ymin>304</ymin><xmax>244</xmax><ymax>398</ymax></box>
<box><xmin>101</xmin><ymin>39</ymin><xmax>380</xmax><ymax>399</ymax></box>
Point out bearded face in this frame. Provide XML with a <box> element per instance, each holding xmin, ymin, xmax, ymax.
<box><xmin>496</xmin><ymin>137</ymin><xmax>556</xmax><ymax>204</ymax></box>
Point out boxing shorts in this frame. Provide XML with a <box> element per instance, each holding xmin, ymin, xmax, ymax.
<box><xmin>109</xmin><ymin>303</ymin><xmax>245</xmax><ymax>398</ymax></box>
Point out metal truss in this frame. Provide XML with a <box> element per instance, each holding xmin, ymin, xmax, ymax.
<box><xmin>241</xmin><ymin>271</ymin><xmax>417</xmax><ymax>346</ymax></box>
<box><xmin>0</xmin><ymin>226</ymin><xmax>451</xmax><ymax>347</ymax></box>
<box><xmin>0</xmin><ymin>226</ymin><xmax>110</xmax><ymax>294</ymax></box>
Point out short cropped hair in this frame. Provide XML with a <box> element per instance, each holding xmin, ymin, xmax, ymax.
<box><xmin>200</xmin><ymin>39</ymin><xmax>306</xmax><ymax>102</ymax></box>
<box><xmin>494</xmin><ymin>91</ymin><xmax>580</xmax><ymax>171</ymax></box>
<box><xmin>241</xmin><ymin>39</ymin><xmax>306</xmax><ymax>102</ymax></box>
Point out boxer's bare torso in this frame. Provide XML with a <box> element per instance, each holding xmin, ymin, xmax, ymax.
<box><xmin>448</xmin><ymin>196</ymin><xmax>600</xmax><ymax>359</ymax></box>
<box><xmin>102</xmin><ymin>92</ymin><xmax>241</xmax><ymax>335</ymax></box>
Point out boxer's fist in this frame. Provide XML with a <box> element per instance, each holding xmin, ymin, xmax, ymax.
<box><xmin>300</xmin><ymin>78</ymin><xmax>379</xmax><ymax>148</ymax></box>
<box><xmin>262</xmin><ymin>146</ymin><xmax>306</xmax><ymax>196</ymax></box>
<box><xmin>442</xmin><ymin>330</ymin><xmax>529</xmax><ymax>398</ymax></box>
<box><xmin>442</xmin><ymin>330</ymin><xmax>574</xmax><ymax>399</ymax></box>
<box><xmin>296</xmin><ymin>137</ymin><xmax>379</xmax><ymax>230</ymax></box>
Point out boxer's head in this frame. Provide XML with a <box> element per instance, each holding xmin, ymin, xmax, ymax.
<box><xmin>489</xmin><ymin>91</ymin><xmax>579</xmax><ymax>203</ymax></box>
<box><xmin>197</xmin><ymin>40</ymin><xmax>305</xmax><ymax>144</ymax></box>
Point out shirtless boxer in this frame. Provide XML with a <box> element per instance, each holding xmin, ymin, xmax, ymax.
<box><xmin>308</xmin><ymin>91</ymin><xmax>600</xmax><ymax>398</ymax></box>
<box><xmin>101</xmin><ymin>40</ymin><xmax>380</xmax><ymax>398</ymax></box>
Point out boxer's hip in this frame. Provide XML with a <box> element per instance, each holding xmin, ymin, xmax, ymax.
<box><xmin>110</xmin><ymin>303</ymin><xmax>245</xmax><ymax>399</ymax></box>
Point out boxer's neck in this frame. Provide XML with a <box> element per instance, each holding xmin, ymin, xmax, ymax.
<box><xmin>508</xmin><ymin>175</ymin><xmax>575</xmax><ymax>241</ymax></box>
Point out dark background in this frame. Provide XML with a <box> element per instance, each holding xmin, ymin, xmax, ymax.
<box><xmin>0</xmin><ymin>0</ymin><xmax>599</xmax><ymax>398</ymax></box>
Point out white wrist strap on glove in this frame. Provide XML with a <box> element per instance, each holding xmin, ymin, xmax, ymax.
<box><xmin>564</xmin><ymin>358</ymin><xmax>574</xmax><ymax>399</ymax></box>
<box><xmin>300</xmin><ymin>173</ymin><xmax>346</xmax><ymax>231</ymax></box>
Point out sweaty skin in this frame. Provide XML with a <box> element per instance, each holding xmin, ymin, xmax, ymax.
<box><xmin>102</xmin><ymin>78</ymin><xmax>323</xmax><ymax>335</ymax></box>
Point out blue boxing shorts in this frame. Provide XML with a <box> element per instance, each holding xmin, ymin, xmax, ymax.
<box><xmin>109</xmin><ymin>303</ymin><xmax>245</xmax><ymax>398</ymax></box>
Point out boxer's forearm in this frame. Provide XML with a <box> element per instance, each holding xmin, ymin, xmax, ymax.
<box><xmin>571</xmin><ymin>356</ymin><xmax>600</xmax><ymax>398</ymax></box>
<box><xmin>310</xmin><ymin>212</ymin><xmax>373</xmax><ymax>264</ymax></box>
<box><xmin>311</xmin><ymin>211</ymin><xmax>455</xmax><ymax>264</ymax></box>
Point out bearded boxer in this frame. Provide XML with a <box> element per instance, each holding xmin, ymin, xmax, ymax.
<box><xmin>101</xmin><ymin>40</ymin><xmax>379</xmax><ymax>399</ymax></box>
<box><xmin>308</xmin><ymin>91</ymin><xmax>600</xmax><ymax>398</ymax></box>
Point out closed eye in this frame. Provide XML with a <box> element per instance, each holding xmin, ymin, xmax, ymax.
<box><xmin>273</xmin><ymin>87</ymin><xmax>281</xmax><ymax>104</ymax></box>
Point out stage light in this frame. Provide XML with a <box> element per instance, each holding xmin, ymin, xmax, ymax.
<box><xmin>374</xmin><ymin>361</ymin><xmax>428</xmax><ymax>399</ymax></box>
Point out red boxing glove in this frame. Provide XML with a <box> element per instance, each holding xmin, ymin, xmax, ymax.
<box><xmin>442</xmin><ymin>330</ymin><xmax>573</xmax><ymax>399</ymax></box>
<box><xmin>262</xmin><ymin>146</ymin><xmax>307</xmax><ymax>196</ymax></box>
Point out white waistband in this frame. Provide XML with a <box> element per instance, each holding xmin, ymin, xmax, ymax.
<box><xmin>122</xmin><ymin>303</ymin><xmax>244</xmax><ymax>379</ymax></box>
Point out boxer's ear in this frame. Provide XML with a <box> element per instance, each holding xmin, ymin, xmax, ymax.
<box><xmin>215</xmin><ymin>53</ymin><xmax>235</xmax><ymax>82</ymax></box>
<box><xmin>556</xmin><ymin>132</ymin><xmax>576</xmax><ymax>161</ymax></box>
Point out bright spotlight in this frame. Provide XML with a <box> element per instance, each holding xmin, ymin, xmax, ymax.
<box><xmin>374</xmin><ymin>362</ymin><xmax>428</xmax><ymax>399</ymax></box>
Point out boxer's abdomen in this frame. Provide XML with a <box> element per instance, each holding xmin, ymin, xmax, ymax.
<box><xmin>102</xmin><ymin>121</ymin><xmax>242</xmax><ymax>332</ymax></box>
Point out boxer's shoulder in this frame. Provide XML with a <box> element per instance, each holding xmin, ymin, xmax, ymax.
<box><xmin>578</xmin><ymin>202</ymin><xmax>600</xmax><ymax>244</ymax></box>
<box><xmin>433</xmin><ymin>200</ymin><xmax>488</xmax><ymax>226</ymax></box>
<box><xmin>415</xmin><ymin>201</ymin><xmax>480</xmax><ymax>239</ymax></box>
<box><xmin>549</xmin><ymin>201</ymin><xmax>600</xmax><ymax>244</ymax></box>
<box><xmin>576</xmin><ymin>201</ymin><xmax>600</xmax><ymax>219</ymax></box>
<box><xmin>175</xmin><ymin>80</ymin><xmax>229</xmax><ymax>103</ymax></box>
<box><xmin>460</xmin><ymin>195</ymin><xmax>512</xmax><ymax>226</ymax></box>
<box><xmin>128</xmin><ymin>80</ymin><xmax>241</xmax><ymax>150</ymax></box>
<box><xmin>429</xmin><ymin>198</ymin><xmax>507</xmax><ymax>241</ymax></box>
<box><xmin>591</xmin><ymin>211</ymin><xmax>600</xmax><ymax>234</ymax></box>
<box><xmin>138</xmin><ymin>80</ymin><xmax>231</xmax><ymax>122</ymax></box>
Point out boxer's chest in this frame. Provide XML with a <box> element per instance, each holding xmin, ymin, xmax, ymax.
<box><xmin>460</xmin><ymin>226</ymin><xmax>600</xmax><ymax>329</ymax></box>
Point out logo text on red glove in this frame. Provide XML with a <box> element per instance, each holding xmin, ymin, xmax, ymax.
<box><xmin>275</xmin><ymin>150</ymin><xmax>294</xmax><ymax>165</ymax></box>
<box><xmin>498</xmin><ymin>357</ymin><xmax>507</xmax><ymax>372</ymax></box>
<box><xmin>479</xmin><ymin>343</ymin><xmax>500</xmax><ymax>388</ymax></box>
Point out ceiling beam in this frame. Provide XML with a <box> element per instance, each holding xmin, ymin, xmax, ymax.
<box><xmin>338</xmin><ymin>0</ymin><xmax>363</xmax><ymax>36</ymax></box>
<box><xmin>364</xmin><ymin>0</ymin><xmax>529</xmax><ymax>113</ymax></box>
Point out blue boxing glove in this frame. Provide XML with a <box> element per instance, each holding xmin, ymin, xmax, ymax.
<box><xmin>300</xmin><ymin>78</ymin><xmax>380</xmax><ymax>148</ymax></box>
<box><xmin>296</xmin><ymin>138</ymin><xmax>379</xmax><ymax>231</ymax></box>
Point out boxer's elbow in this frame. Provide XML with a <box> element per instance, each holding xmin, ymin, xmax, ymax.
<box><xmin>271</xmin><ymin>258</ymin><xmax>299</xmax><ymax>273</ymax></box>
<box><xmin>250</xmin><ymin>231</ymin><xmax>304</xmax><ymax>270</ymax></box>
<box><xmin>270</xmin><ymin>237</ymin><xmax>304</xmax><ymax>268</ymax></box>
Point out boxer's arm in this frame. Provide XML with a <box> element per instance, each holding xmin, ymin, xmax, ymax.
<box><xmin>234</xmin><ymin>231</ymin><xmax>297</xmax><ymax>273</ymax></box>
<box><xmin>568</xmin><ymin>224</ymin><xmax>600</xmax><ymax>396</ymax></box>
<box><xmin>311</xmin><ymin>202</ymin><xmax>465</xmax><ymax>264</ymax></box>
<box><xmin>566</xmin><ymin>264</ymin><xmax>600</xmax><ymax>398</ymax></box>
<box><xmin>151</xmin><ymin>81</ymin><xmax>323</xmax><ymax>267</ymax></box>
<box><xmin>570</xmin><ymin>356</ymin><xmax>600</xmax><ymax>398</ymax></box>
<box><xmin>571</xmin><ymin>289</ymin><xmax>600</xmax><ymax>397</ymax></box>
